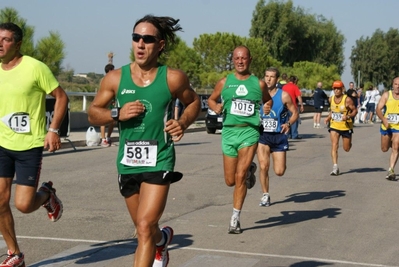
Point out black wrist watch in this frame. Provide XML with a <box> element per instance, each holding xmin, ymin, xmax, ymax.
<box><xmin>286</xmin><ymin>122</ymin><xmax>291</xmax><ymax>127</ymax></box>
<box><xmin>111</xmin><ymin>108</ymin><xmax>120</xmax><ymax>121</ymax></box>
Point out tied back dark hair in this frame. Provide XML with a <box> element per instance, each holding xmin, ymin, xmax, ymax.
<box><xmin>0</xmin><ymin>22</ymin><xmax>23</xmax><ymax>43</ymax></box>
<box><xmin>133</xmin><ymin>15</ymin><xmax>183</xmax><ymax>56</ymax></box>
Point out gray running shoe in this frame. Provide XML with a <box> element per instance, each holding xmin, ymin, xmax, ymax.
<box><xmin>259</xmin><ymin>193</ymin><xmax>271</xmax><ymax>207</ymax></box>
<box><xmin>330</xmin><ymin>166</ymin><xmax>339</xmax><ymax>176</ymax></box>
<box><xmin>386</xmin><ymin>168</ymin><xmax>396</xmax><ymax>181</ymax></box>
<box><xmin>228</xmin><ymin>217</ymin><xmax>242</xmax><ymax>234</ymax></box>
<box><xmin>246</xmin><ymin>162</ymin><xmax>257</xmax><ymax>189</ymax></box>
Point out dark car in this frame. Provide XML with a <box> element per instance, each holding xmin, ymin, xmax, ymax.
<box><xmin>205</xmin><ymin>108</ymin><xmax>223</xmax><ymax>134</ymax></box>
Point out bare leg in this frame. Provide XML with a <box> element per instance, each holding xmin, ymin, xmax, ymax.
<box><xmin>257</xmin><ymin>144</ymin><xmax>271</xmax><ymax>194</ymax></box>
<box><xmin>390</xmin><ymin>134</ymin><xmax>399</xmax><ymax>169</ymax></box>
<box><xmin>0</xmin><ymin>180</ymin><xmax>49</xmax><ymax>255</ymax></box>
<box><xmin>125</xmin><ymin>183</ymin><xmax>170</xmax><ymax>267</ymax></box>
<box><xmin>100</xmin><ymin>125</ymin><xmax>106</xmax><ymax>140</ymax></box>
<box><xmin>330</xmin><ymin>131</ymin><xmax>340</xmax><ymax>165</ymax></box>
<box><xmin>106</xmin><ymin>121</ymin><xmax>115</xmax><ymax>139</ymax></box>
<box><xmin>223</xmin><ymin>144</ymin><xmax>258</xmax><ymax>210</ymax></box>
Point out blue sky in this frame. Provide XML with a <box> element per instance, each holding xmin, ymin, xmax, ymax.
<box><xmin>0</xmin><ymin>0</ymin><xmax>398</xmax><ymax>88</ymax></box>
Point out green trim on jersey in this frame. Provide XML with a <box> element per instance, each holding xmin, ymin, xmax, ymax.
<box><xmin>116</xmin><ymin>64</ymin><xmax>175</xmax><ymax>174</ymax></box>
<box><xmin>221</xmin><ymin>73</ymin><xmax>262</xmax><ymax>127</ymax></box>
<box><xmin>0</xmin><ymin>56</ymin><xmax>59</xmax><ymax>151</ymax></box>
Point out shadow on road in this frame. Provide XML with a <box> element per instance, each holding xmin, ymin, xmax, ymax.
<box><xmin>244</xmin><ymin>208</ymin><xmax>341</xmax><ymax>232</ymax></box>
<box><xmin>289</xmin><ymin>261</ymin><xmax>333</xmax><ymax>267</ymax></box>
<box><xmin>341</xmin><ymin>167</ymin><xmax>386</xmax><ymax>174</ymax></box>
<box><xmin>30</xmin><ymin>234</ymin><xmax>193</xmax><ymax>266</ymax></box>
<box><xmin>272</xmin><ymin>190</ymin><xmax>346</xmax><ymax>205</ymax></box>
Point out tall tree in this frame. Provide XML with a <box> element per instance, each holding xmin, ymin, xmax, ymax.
<box><xmin>36</xmin><ymin>31</ymin><xmax>65</xmax><ymax>76</ymax></box>
<box><xmin>0</xmin><ymin>7</ymin><xmax>65</xmax><ymax>74</ymax></box>
<box><xmin>290</xmin><ymin>61</ymin><xmax>340</xmax><ymax>90</ymax></box>
<box><xmin>350</xmin><ymin>28</ymin><xmax>399</xmax><ymax>87</ymax></box>
<box><xmin>129</xmin><ymin>36</ymin><xmax>202</xmax><ymax>87</ymax></box>
<box><xmin>193</xmin><ymin>32</ymin><xmax>280</xmax><ymax>87</ymax></box>
<box><xmin>250</xmin><ymin>0</ymin><xmax>345</xmax><ymax>74</ymax></box>
<box><xmin>0</xmin><ymin>7</ymin><xmax>35</xmax><ymax>56</ymax></box>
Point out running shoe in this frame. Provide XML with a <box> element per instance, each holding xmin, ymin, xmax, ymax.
<box><xmin>259</xmin><ymin>193</ymin><xmax>271</xmax><ymax>207</ymax></box>
<box><xmin>228</xmin><ymin>217</ymin><xmax>242</xmax><ymax>234</ymax></box>
<box><xmin>0</xmin><ymin>250</ymin><xmax>25</xmax><ymax>267</ymax></box>
<box><xmin>246</xmin><ymin>162</ymin><xmax>257</xmax><ymax>189</ymax></box>
<box><xmin>39</xmin><ymin>181</ymin><xmax>63</xmax><ymax>222</ymax></box>
<box><xmin>153</xmin><ymin>226</ymin><xmax>174</xmax><ymax>267</ymax></box>
<box><xmin>386</xmin><ymin>168</ymin><xmax>396</xmax><ymax>181</ymax></box>
<box><xmin>330</xmin><ymin>165</ymin><xmax>339</xmax><ymax>176</ymax></box>
<box><xmin>101</xmin><ymin>138</ymin><xmax>111</xmax><ymax>147</ymax></box>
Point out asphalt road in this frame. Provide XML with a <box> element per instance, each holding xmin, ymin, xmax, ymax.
<box><xmin>2</xmin><ymin>119</ymin><xmax>399</xmax><ymax>267</ymax></box>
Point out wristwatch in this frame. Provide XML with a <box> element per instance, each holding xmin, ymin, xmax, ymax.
<box><xmin>48</xmin><ymin>127</ymin><xmax>59</xmax><ymax>135</ymax></box>
<box><xmin>286</xmin><ymin>122</ymin><xmax>291</xmax><ymax>127</ymax></box>
<box><xmin>111</xmin><ymin>107</ymin><xmax>120</xmax><ymax>121</ymax></box>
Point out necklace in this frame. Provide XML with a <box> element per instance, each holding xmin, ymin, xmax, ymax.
<box><xmin>143</xmin><ymin>79</ymin><xmax>151</xmax><ymax>87</ymax></box>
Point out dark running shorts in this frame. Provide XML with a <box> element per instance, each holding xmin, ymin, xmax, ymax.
<box><xmin>328</xmin><ymin>128</ymin><xmax>353</xmax><ymax>138</ymax></box>
<box><xmin>258</xmin><ymin>132</ymin><xmax>289</xmax><ymax>152</ymax></box>
<box><xmin>118</xmin><ymin>171</ymin><xmax>183</xmax><ymax>197</ymax></box>
<box><xmin>0</xmin><ymin>146</ymin><xmax>43</xmax><ymax>187</ymax></box>
<box><xmin>314</xmin><ymin>106</ymin><xmax>324</xmax><ymax>113</ymax></box>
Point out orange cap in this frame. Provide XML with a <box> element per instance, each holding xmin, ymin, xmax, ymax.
<box><xmin>332</xmin><ymin>80</ymin><xmax>344</xmax><ymax>88</ymax></box>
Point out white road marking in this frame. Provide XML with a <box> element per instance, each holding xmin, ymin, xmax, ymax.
<box><xmin>8</xmin><ymin>236</ymin><xmax>398</xmax><ymax>267</ymax></box>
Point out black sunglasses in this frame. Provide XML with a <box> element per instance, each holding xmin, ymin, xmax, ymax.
<box><xmin>132</xmin><ymin>33</ymin><xmax>158</xmax><ymax>44</ymax></box>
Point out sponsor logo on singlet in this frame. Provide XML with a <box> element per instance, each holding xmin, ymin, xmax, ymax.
<box><xmin>121</xmin><ymin>89</ymin><xmax>136</xmax><ymax>95</ymax></box>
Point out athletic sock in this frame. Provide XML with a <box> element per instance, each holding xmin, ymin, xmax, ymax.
<box><xmin>156</xmin><ymin>229</ymin><xmax>166</xmax><ymax>247</ymax></box>
<box><xmin>232</xmin><ymin>208</ymin><xmax>241</xmax><ymax>220</ymax></box>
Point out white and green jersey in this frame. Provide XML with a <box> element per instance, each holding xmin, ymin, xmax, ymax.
<box><xmin>116</xmin><ymin>64</ymin><xmax>175</xmax><ymax>174</ymax></box>
<box><xmin>221</xmin><ymin>73</ymin><xmax>262</xmax><ymax>127</ymax></box>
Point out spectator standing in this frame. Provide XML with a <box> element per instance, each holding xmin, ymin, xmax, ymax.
<box><xmin>277</xmin><ymin>73</ymin><xmax>288</xmax><ymax>89</ymax></box>
<box><xmin>174</xmin><ymin>98</ymin><xmax>184</xmax><ymax>120</ymax></box>
<box><xmin>363</xmin><ymin>85</ymin><xmax>379</xmax><ymax>124</ymax></box>
<box><xmin>100</xmin><ymin>63</ymin><xmax>116</xmax><ymax>147</ymax></box>
<box><xmin>355</xmin><ymin>83</ymin><xmax>364</xmax><ymax>123</ymax></box>
<box><xmin>283</xmin><ymin>75</ymin><xmax>304</xmax><ymax>139</ymax></box>
<box><xmin>312</xmin><ymin>81</ymin><xmax>328</xmax><ymax>128</ymax></box>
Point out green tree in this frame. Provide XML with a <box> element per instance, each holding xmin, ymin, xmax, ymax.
<box><xmin>350</xmin><ymin>28</ymin><xmax>398</xmax><ymax>87</ymax></box>
<box><xmin>35</xmin><ymin>31</ymin><xmax>65</xmax><ymax>76</ymax></box>
<box><xmin>129</xmin><ymin>36</ymin><xmax>203</xmax><ymax>87</ymax></box>
<box><xmin>0</xmin><ymin>7</ymin><xmax>35</xmax><ymax>56</ymax></box>
<box><xmin>290</xmin><ymin>61</ymin><xmax>340</xmax><ymax>90</ymax></box>
<box><xmin>0</xmin><ymin>7</ymin><xmax>65</xmax><ymax>74</ymax></box>
<box><xmin>193</xmin><ymin>32</ymin><xmax>280</xmax><ymax>87</ymax></box>
<box><xmin>250</xmin><ymin>0</ymin><xmax>345</xmax><ymax>74</ymax></box>
<box><xmin>159</xmin><ymin>37</ymin><xmax>202</xmax><ymax>87</ymax></box>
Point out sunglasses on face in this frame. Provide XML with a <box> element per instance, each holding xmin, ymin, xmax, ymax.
<box><xmin>132</xmin><ymin>33</ymin><xmax>158</xmax><ymax>44</ymax></box>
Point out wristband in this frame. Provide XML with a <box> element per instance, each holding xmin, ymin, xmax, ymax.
<box><xmin>48</xmin><ymin>128</ymin><xmax>60</xmax><ymax>135</ymax></box>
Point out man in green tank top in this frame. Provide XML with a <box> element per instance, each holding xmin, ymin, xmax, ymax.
<box><xmin>208</xmin><ymin>46</ymin><xmax>273</xmax><ymax>234</ymax></box>
<box><xmin>88</xmin><ymin>15</ymin><xmax>201</xmax><ymax>267</ymax></box>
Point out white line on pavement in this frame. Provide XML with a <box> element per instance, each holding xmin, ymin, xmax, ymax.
<box><xmin>178</xmin><ymin>246</ymin><xmax>398</xmax><ymax>267</ymax></box>
<box><xmin>12</xmin><ymin>236</ymin><xmax>398</xmax><ymax>267</ymax></box>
